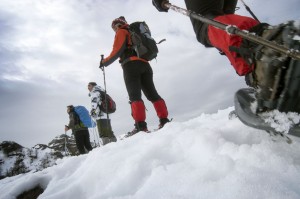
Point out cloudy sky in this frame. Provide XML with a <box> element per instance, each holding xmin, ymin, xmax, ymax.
<box><xmin>1</xmin><ymin>0</ymin><xmax>299</xmax><ymax>147</ymax></box>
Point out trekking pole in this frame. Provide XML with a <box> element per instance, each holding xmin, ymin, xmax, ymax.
<box><xmin>163</xmin><ymin>2</ymin><xmax>300</xmax><ymax>60</ymax></box>
<box><xmin>90</xmin><ymin>125</ymin><xmax>97</xmax><ymax>147</ymax></box>
<box><xmin>90</xmin><ymin>117</ymin><xmax>96</xmax><ymax>147</ymax></box>
<box><xmin>99</xmin><ymin>55</ymin><xmax>110</xmax><ymax>120</ymax></box>
<box><xmin>91</xmin><ymin>118</ymin><xmax>101</xmax><ymax>147</ymax></box>
<box><xmin>239</xmin><ymin>0</ymin><xmax>260</xmax><ymax>22</ymax></box>
<box><xmin>99</xmin><ymin>55</ymin><xmax>112</xmax><ymax>136</ymax></box>
<box><xmin>92</xmin><ymin>127</ymin><xmax>99</xmax><ymax>147</ymax></box>
<box><xmin>64</xmin><ymin>130</ymin><xmax>69</xmax><ymax>156</ymax></box>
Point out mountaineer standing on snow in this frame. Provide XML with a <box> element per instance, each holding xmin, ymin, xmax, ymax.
<box><xmin>100</xmin><ymin>16</ymin><xmax>170</xmax><ymax>136</ymax></box>
<box><xmin>65</xmin><ymin>105</ymin><xmax>93</xmax><ymax>154</ymax></box>
<box><xmin>88</xmin><ymin>82</ymin><xmax>117</xmax><ymax>145</ymax></box>
<box><xmin>152</xmin><ymin>0</ymin><xmax>298</xmax><ymax>112</ymax></box>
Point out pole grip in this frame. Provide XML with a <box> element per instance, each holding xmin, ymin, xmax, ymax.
<box><xmin>99</xmin><ymin>54</ymin><xmax>104</xmax><ymax>69</ymax></box>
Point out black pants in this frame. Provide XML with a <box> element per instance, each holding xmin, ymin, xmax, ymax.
<box><xmin>74</xmin><ymin>129</ymin><xmax>93</xmax><ymax>154</ymax></box>
<box><xmin>184</xmin><ymin>0</ymin><xmax>238</xmax><ymax>46</ymax></box>
<box><xmin>123</xmin><ymin>60</ymin><xmax>161</xmax><ymax>102</ymax></box>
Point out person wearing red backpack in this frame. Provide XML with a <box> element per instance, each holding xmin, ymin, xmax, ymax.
<box><xmin>88</xmin><ymin>82</ymin><xmax>117</xmax><ymax>145</ymax></box>
<box><xmin>100</xmin><ymin>16</ymin><xmax>170</xmax><ymax>136</ymax></box>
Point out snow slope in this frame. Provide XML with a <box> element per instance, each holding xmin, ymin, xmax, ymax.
<box><xmin>1</xmin><ymin>107</ymin><xmax>300</xmax><ymax>199</ymax></box>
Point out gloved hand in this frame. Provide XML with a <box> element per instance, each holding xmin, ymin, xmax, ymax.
<box><xmin>152</xmin><ymin>0</ymin><xmax>169</xmax><ymax>12</ymax></box>
<box><xmin>99</xmin><ymin>60</ymin><xmax>104</xmax><ymax>69</ymax></box>
<box><xmin>90</xmin><ymin>109</ymin><xmax>97</xmax><ymax>118</ymax></box>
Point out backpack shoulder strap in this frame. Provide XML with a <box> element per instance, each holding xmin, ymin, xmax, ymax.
<box><xmin>119</xmin><ymin>25</ymin><xmax>131</xmax><ymax>44</ymax></box>
<box><xmin>72</xmin><ymin>111</ymin><xmax>80</xmax><ymax>125</ymax></box>
<box><xmin>99</xmin><ymin>90</ymin><xmax>105</xmax><ymax>99</ymax></box>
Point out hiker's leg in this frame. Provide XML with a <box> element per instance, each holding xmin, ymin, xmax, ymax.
<box><xmin>223</xmin><ymin>0</ymin><xmax>238</xmax><ymax>14</ymax></box>
<box><xmin>74</xmin><ymin>131</ymin><xmax>86</xmax><ymax>154</ymax></box>
<box><xmin>208</xmin><ymin>14</ymin><xmax>259</xmax><ymax>75</ymax></box>
<box><xmin>123</xmin><ymin>61</ymin><xmax>146</xmax><ymax>123</ymax></box>
<box><xmin>83</xmin><ymin>129</ymin><xmax>93</xmax><ymax>151</ymax></box>
<box><xmin>184</xmin><ymin>0</ymin><xmax>225</xmax><ymax>47</ymax></box>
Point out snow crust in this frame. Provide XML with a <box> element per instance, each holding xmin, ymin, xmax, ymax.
<box><xmin>1</xmin><ymin>107</ymin><xmax>300</xmax><ymax>199</ymax></box>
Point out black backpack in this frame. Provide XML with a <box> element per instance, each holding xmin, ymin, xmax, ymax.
<box><xmin>128</xmin><ymin>21</ymin><xmax>161</xmax><ymax>61</ymax></box>
<box><xmin>99</xmin><ymin>91</ymin><xmax>116</xmax><ymax>114</ymax></box>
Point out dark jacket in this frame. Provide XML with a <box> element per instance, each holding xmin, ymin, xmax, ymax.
<box><xmin>68</xmin><ymin>111</ymin><xmax>87</xmax><ymax>133</ymax></box>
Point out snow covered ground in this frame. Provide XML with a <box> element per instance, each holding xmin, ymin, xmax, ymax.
<box><xmin>0</xmin><ymin>145</ymin><xmax>59</xmax><ymax>178</ymax></box>
<box><xmin>1</xmin><ymin>107</ymin><xmax>300</xmax><ymax>199</ymax></box>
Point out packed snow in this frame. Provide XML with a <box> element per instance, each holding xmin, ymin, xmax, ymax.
<box><xmin>261</xmin><ymin>110</ymin><xmax>300</xmax><ymax>133</ymax></box>
<box><xmin>1</xmin><ymin>107</ymin><xmax>300</xmax><ymax>199</ymax></box>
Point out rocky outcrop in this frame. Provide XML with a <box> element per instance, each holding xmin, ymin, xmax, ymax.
<box><xmin>0</xmin><ymin>134</ymin><xmax>80</xmax><ymax>179</ymax></box>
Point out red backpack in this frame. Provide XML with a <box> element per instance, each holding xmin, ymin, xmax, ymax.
<box><xmin>99</xmin><ymin>91</ymin><xmax>116</xmax><ymax>114</ymax></box>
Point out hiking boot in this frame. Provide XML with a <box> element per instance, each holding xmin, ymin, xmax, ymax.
<box><xmin>236</xmin><ymin>21</ymin><xmax>300</xmax><ymax>112</ymax></box>
<box><xmin>109</xmin><ymin>136</ymin><xmax>117</xmax><ymax>142</ymax></box>
<box><xmin>252</xmin><ymin>22</ymin><xmax>298</xmax><ymax>111</ymax></box>
<box><xmin>101</xmin><ymin>137</ymin><xmax>111</xmax><ymax>145</ymax></box>
<box><xmin>125</xmin><ymin>121</ymin><xmax>149</xmax><ymax>138</ymax></box>
<box><xmin>158</xmin><ymin>118</ymin><xmax>170</xmax><ymax>129</ymax></box>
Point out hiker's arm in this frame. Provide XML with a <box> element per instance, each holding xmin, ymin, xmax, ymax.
<box><xmin>102</xmin><ymin>29</ymin><xmax>128</xmax><ymax>67</ymax></box>
<box><xmin>90</xmin><ymin>91</ymin><xmax>101</xmax><ymax>118</ymax></box>
<box><xmin>152</xmin><ymin>0</ymin><xmax>169</xmax><ymax>12</ymax></box>
<box><xmin>90</xmin><ymin>91</ymin><xmax>101</xmax><ymax>110</ymax></box>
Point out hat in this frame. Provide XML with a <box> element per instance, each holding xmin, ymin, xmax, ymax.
<box><xmin>67</xmin><ymin>105</ymin><xmax>74</xmax><ymax>111</ymax></box>
<box><xmin>111</xmin><ymin>16</ymin><xmax>127</xmax><ymax>28</ymax></box>
<box><xmin>88</xmin><ymin>82</ymin><xmax>97</xmax><ymax>86</ymax></box>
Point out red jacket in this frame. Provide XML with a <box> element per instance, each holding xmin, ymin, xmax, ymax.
<box><xmin>102</xmin><ymin>24</ymin><xmax>147</xmax><ymax>66</ymax></box>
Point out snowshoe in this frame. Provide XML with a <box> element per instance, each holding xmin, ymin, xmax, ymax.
<box><xmin>119</xmin><ymin>130</ymin><xmax>150</xmax><ymax>140</ymax></box>
<box><xmin>234</xmin><ymin>88</ymin><xmax>300</xmax><ymax>139</ymax></box>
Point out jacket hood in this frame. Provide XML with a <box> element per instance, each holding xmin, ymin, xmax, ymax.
<box><xmin>89</xmin><ymin>85</ymin><xmax>104</xmax><ymax>96</ymax></box>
